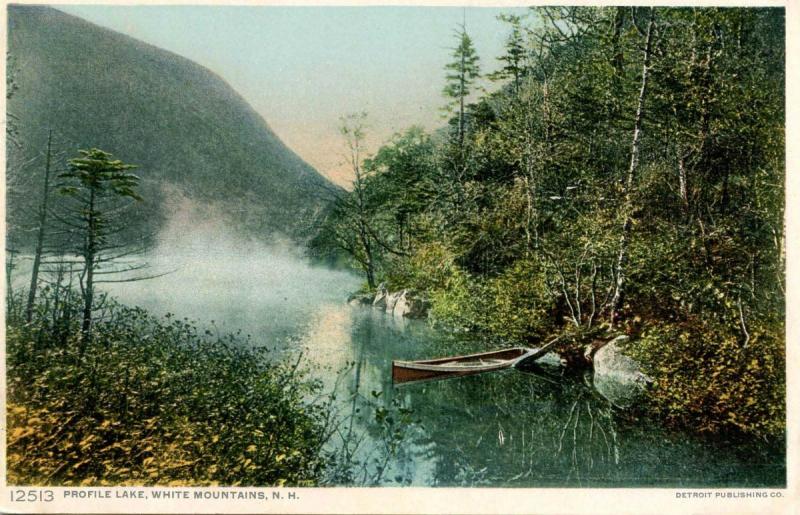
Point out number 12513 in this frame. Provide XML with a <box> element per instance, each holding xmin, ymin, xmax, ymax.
<box><xmin>10</xmin><ymin>489</ymin><xmax>54</xmax><ymax>502</ymax></box>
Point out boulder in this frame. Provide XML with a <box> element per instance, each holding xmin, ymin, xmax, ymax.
<box><xmin>392</xmin><ymin>290</ymin><xmax>430</xmax><ymax>318</ymax></box>
<box><xmin>372</xmin><ymin>283</ymin><xmax>388</xmax><ymax>309</ymax></box>
<box><xmin>592</xmin><ymin>338</ymin><xmax>651</xmax><ymax>407</ymax></box>
<box><xmin>385</xmin><ymin>290</ymin><xmax>404</xmax><ymax>313</ymax></box>
<box><xmin>347</xmin><ymin>292</ymin><xmax>372</xmax><ymax>306</ymax></box>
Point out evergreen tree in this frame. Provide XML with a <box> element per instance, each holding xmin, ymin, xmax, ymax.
<box><xmin>313</xmin><ymin>6</ymin><xmax>785</xmax><ymax>438</ymax></box>
<box><xmin>55</xmin><ymin>149</ymin><xmax>144</xmax><ymax>345</ymax></box>
<box><xmin>442</xmin><ymin>25</ymin><xmax>481</xmax><ymax>149</ymax></box>
<box><xmin>488</xmin><ymin>14</ymin><xmax>528</xmax><ymax>94</ymax></box>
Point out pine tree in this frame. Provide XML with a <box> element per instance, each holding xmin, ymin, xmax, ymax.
<box><xmin>443</xmin><ymin>25</ymin><xmax>481</xmax><ymax>149</ymax></box>
<box><xmin>488</xmin><ymin>14</ymin><xmax>527</xmax><ymax>94</ymax></box>
<box><xmin>56</xmin><ymin>149</ymin><xmax>143</xmax><ymax>345</ymax></box>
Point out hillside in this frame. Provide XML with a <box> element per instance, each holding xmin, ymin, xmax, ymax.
<box><xmin>6</xmin><ymin>5</ymin><xmax>335</xmax><ymax>245</ymax></box>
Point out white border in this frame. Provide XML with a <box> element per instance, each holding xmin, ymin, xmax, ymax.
<box><xmin>0</xmin><ymin>1</ymin><xmax>796</xmax><ymax>513</ymax></box>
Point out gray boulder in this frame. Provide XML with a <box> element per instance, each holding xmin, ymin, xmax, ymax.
<box><xmin>593</xmin><ymin>338</ymin><xmax>652</xmax><ymax>407</ymax></box>
<box><xmin>347</xmin><ymin>292</ymin><xmax>373</xmax><ymax>306</ymax></box>
<box><xmin>386</xmin><ymin>290</ymin><xmax>404</xmax><ymax>313</ymax></box>
<box><xmin>392</xmin><ymin>290</ymin><xmax>430</xmax><ymax>318</ymax></box>
<box><xmin>372</xmin><ymin>283</ymin><xmax>389</xmax><ymax>309</ymax></box>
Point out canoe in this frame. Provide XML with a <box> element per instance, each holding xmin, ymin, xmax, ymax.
<box><xmin>392</xmin><ymin>347</ymin><xmax>536</xmax><ymax>385</ymax></box>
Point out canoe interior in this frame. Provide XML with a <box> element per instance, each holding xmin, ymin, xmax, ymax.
<box><xmin>392</xmin><ymin>347</ymin><xmax>533</xmax><ymax>385</ymax></box>
<box><xmin>402</xmin><ymin>347</ymin><xmax>530</xmax><ymax>365</ymax></box>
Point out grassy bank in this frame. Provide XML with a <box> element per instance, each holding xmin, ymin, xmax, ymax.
<box><xmin>6</xmin><ymin>287</ymin><xmax>333</xmax><ymax>486</ymax></box>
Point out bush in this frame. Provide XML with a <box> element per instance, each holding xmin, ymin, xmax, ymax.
<box><xmin>7</xmin><ymin>290</ymin><xmax>332</xmax><ymax>486</ymax></box>
<box><xmin>483</xmin><ymin>258</ymin><xmax>552</xmax><ymax>342</ymax></box>
<box><xmin>627</xmin><ymin>317</ymin><xmax>785</xmax><ymax>439</ymax></box>
<box><xmin>389</xmin><ymin>242</ymin><xmax>484</xmax><ymax>330</ymax></box>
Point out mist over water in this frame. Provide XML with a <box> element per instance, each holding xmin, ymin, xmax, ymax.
<box><xmin>12</xmin><ymin>206</ymin><xmax>783</xmax><ymax>487</ymax></box>
<box><xmin>103</xmin><ymin>206</ymin><xmax>360</xmax><ymax>345</ymax></box>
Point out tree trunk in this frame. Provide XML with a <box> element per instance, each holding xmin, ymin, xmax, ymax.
<box><xmin>609</xmin><ymin>10</ymin><xmax>655</xmax><ymax>326</ymax></box>
<box><xmin>26</xmin><ymin>129</ymin><xmax>53</xmax><ymax>323</ymax></box>
<box><xmin>458</xmin><ymin>50</ymin><xmax>466</xmax><ymax>150</ymax></box>
<box><xmin>81</xmin><ymin>186</ymin><xmax>97</xmax><ymax>345</ymax></box>
<box><xmin>678</xmin><ymin>151</ymin><xmax>690</xmax><ymax>211</ymax></box>
<box><xmin>6</xmin><ymin>249</ymin><xmax>17</xmax><ymax>315</ymax></box>
<box><xmin>349</xmin><ymin>126</ymin><xmax>376</xmax><ymax>290</ymax></box>
<box><xmin>358</xmin><ymin>220</ymin><xmax>376</xmax><ymax>289</ymax></box>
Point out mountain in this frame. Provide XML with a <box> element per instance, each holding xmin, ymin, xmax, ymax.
<box><xmin>6</xmin><ymin>5</ymin><xmax>335</xmax><ymax>246</ymax></box>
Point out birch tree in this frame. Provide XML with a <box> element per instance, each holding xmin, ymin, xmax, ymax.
<box><xmin>609</xmin><ymin>7</ymin><xmax>656</xmax><ymax>326</ymax></box>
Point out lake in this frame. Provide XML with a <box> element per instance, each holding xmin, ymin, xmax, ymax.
<box><xmin>92</xmin><ymin>230</ymin><xmax>785</xmax><ymax>488</ymax></box>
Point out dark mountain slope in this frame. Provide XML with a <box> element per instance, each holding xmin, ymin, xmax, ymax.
<box><xmin>7</xmin><ymin>5</ymin><xmax>334</xmax><ymax>244</ymax></box>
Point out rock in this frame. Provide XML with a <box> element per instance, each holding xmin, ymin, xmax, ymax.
<box><xmin>385</xmin><ymin>290</ymin><xmax>403</xmax><ymax>313</ymax></box>
<box><xmin>349</xmin><ymin>283</ymin><xmax>430</xmax><ymax>318</ymax></box>
<box><xmin>584</xmin><ymin>334</ymin><xmax>629</xmax><ymax>362</ymax></box>
<box><xmin>347</xmin><ymin>292</ymin><xmax>372</xmax><ymax>306</ymax></box>
<box><xmin>392</xmin><ymin>290</ymin><xmax>409</xmax><ymax>317</ymax></box>
<box><xmin>372</xmin><ymin>283</ymin><xmax>388</xmax><ymax>309</ymax></box>
<box><xmin>392</xmin><ymin>290</ymin><xmax>430</xmax><ymax>319</ymax></box>
<box><xmin>592</xmin><ymin>338</ymin><xmax>651</xmax><ymax>407</ymax></box>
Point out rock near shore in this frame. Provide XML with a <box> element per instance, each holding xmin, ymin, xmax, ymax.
<box><xmin>392</xmin><ymin>289</ymin><xmax>430</xmax><ymax>318</ymax></box>
<box><xmin>349</xmin><ymin>283</ymin><xmax>430</xmax><ymax>319</ymax></box>
<box><xmin>347</xmin><ymin>292</ymin><xmax>373</xmax><ymax>306</ymax></box>
<box><xmin>592</xmin><ymin>338</ymin><xmax>652</xmax><ymax>407</ymax></box>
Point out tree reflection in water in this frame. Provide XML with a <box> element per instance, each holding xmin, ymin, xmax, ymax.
<box><xmin>397</xmin><ymin>362</ymin><xmax>625</xmax><ymax>487</ymax></box>
<box><xmin>315</xmin><ymin>310</ymin><xmax>783</xmax><ymax>487</ymax></box>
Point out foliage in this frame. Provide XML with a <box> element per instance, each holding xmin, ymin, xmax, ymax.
<box><xmin>487</xmin><ymin>14</ymin><xmax>527</xmax><ymax>93</ymax></box>
<box><xmin>314</xmin><ymin>7</ymin><xmax>785</xmax><ymax>439</ymax></box>
<box><xmin>442</xmin><ymin>24</ymin><xmax>482</xmax><ymax>145</ymax></box>
<box><xmin>6</xmin><ymin>288</ymin><xmax>333</xmax><ymax>486</ymax></box>
<box><xmin>61</xmin><ymin>148</ymin><xmax>141</xmax><ymax>200</ymax></box>
<box><xmin>627</xmin><ymin>318</ymin><xmax>785</xmax><ymax>438</ymax></box>
<box><xmin>483</xmin><ymin>259</ymin><xmax>552</xmax><ymax>342</ymax></box>
<box><xmin>53</xmin><ymin>148</ymin><xmax>150</xmax><ymax>340</ymax></box>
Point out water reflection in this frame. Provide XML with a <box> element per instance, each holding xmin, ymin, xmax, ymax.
<box><xmin>298</xmin><ymin>307</ymin><xmax>784</xmax><ymax>488</ymax></box>
<box><xmin>398</xmin><ymin>369</ymin><xmax>623</xmax><ymax>486</ymax></box>
<box><xmin>90</xmin><ymin>239</ymin><xmax>782</xmax><ymax>487</ymax></box>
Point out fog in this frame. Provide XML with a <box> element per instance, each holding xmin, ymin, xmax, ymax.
<box><xmin>10</xmin><ymin>205</ymin><xmax>782</xmax><ymax>487</ymax></box>
<box><xmin>103</xmin><ymin>205</ymin><xmax>360</xmax><ymax>347</ymax></box>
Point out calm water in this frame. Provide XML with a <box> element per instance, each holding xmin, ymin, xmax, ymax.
<box><xmin>294</xmin><ymin>308</ymin><xmax>784</xmax><ymax>487</ymax></box>
<box><xmin>89</xmin><ymin>228</ymin><xmax>785</xmax><ymax>488</ymax></box>
<box><xmin>0</xmin><ymin>216</ymin><xmax>743</xmax><ymax>487</ymax></box>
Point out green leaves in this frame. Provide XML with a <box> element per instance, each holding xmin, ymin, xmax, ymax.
<box><xmin>442</xmin><ymin>26</ymin><xmax>482</xmax><ymax>112</ymax></box>
<box><xmin>63</xmin><ymin>148</ymin><xmax>140</xmax><ymax>199</ymax></box>
<box><xmin>318</xmin><ymin>6</ymin><xmax>784</xmax><ymax>442</ymax></box>
<box><xmin>7</xmin><ymin>288</ymin><xmax>331</xmax><ymax>486</ymax></box>
<box><xmin>628</xmin><ymin>319</ymin><xmax>785</xmax><ymax>438</ymax></box>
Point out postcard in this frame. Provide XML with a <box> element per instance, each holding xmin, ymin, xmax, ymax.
<box><xmin>2</xmin><ymin>1</ymin><xmax>796</xmax><ymax>513</ymax></box>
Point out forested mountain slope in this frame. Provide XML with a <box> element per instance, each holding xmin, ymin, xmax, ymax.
<box><xmin>7</xmin><ymin>5</ymin><xmax>334</xmax><ymax>245</ymax></box>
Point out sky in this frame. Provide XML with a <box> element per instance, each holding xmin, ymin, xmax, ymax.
<box><xmin>57</xmin><ymin>5</ymin><xmax>528</xmax><ymax>185</ymax></box>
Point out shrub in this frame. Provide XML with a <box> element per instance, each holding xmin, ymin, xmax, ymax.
<box><xmin>483</xmin><ymin>258</ymin><xmax>552</xmax><ymax>342</ymax></box>
<box><xmin>7</xmin><ymin>290</ymin><xmax>332</xmax><ymax>486</ymax></box>
<box><xmin>627</xmin><ymin>317</ymin><xmax>785</xmax><ymax>439</ymax></box>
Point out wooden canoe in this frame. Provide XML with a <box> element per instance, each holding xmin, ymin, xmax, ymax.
<box><xmin>392</xmin><ymin>347</ymin><xmax>536</xmax><ymax>384</ymax></box>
